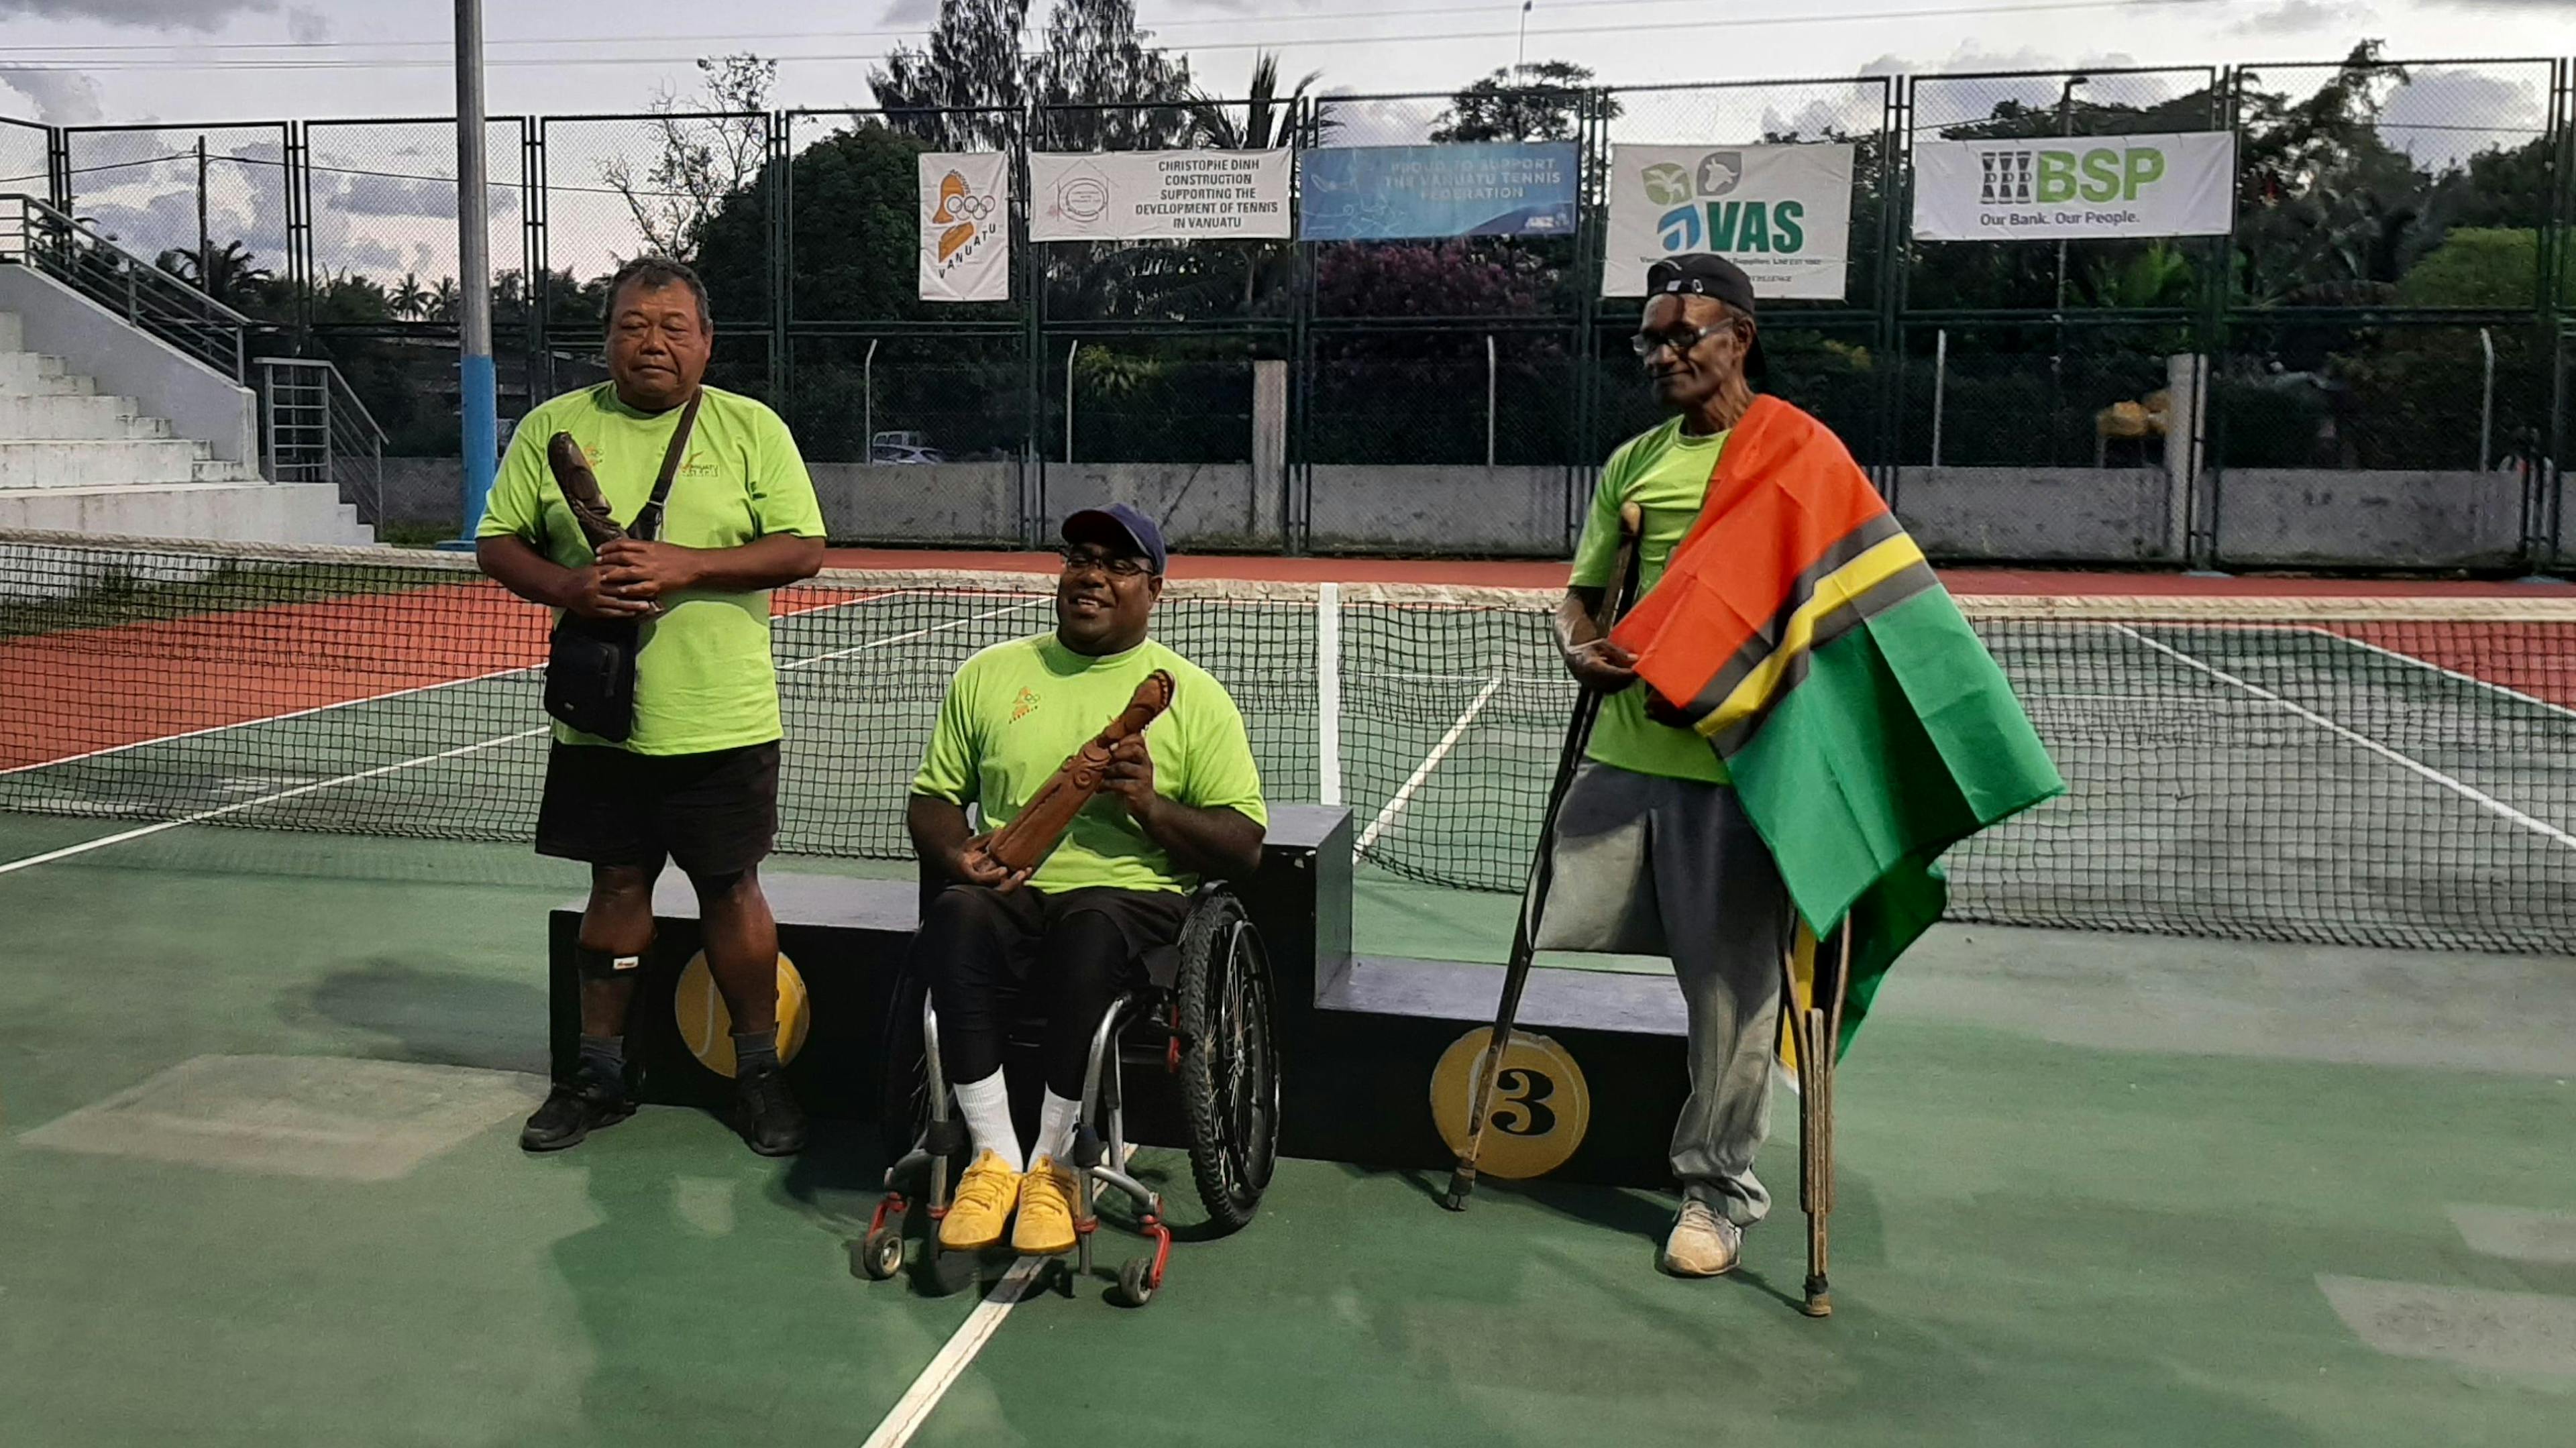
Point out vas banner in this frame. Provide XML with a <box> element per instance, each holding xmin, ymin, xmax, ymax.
<box><xmin>1603</xmin><ymin>144</ymin><xmax>1854</xmax><ymax>300</ymax></box>
<box><xmin>918</xmin><ymin>152</ymin><xmax>1010</xmax><ymax>303</ymax></box>
<box><xmin>1029</xmin><ymin>150</ymin><xmax>1293</xmax><ymax>241</ymax></box>
<box><xmin>1299</xmin><ymin>143</ymin><xmax>1578</xmax><ymax>241</ymax></box>
<box><xmin>1911</xmin><ymin>131</ymin><xmax>2235</xmax><ymax>241</ymax></box>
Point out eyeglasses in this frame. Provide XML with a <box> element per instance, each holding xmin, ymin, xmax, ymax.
<box><xmin>1059</xmin><ymin>546</ymin><xmax>1150</xmax><ymax>578</ymax></box>
<box><xmin>1630</xmin><ymin>322</ymin><xmax>1735</xmax><ymax>359</ymax></box>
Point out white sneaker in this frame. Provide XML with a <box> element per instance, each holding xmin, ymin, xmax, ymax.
<box><xmin>1660</xmin><ymin>1200</ymin><xmax>1741</xmax><ymax>1277</ymax></box>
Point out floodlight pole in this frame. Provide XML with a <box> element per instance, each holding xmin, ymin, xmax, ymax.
<box><xmin>454</xmin><ymin>0</ymin><xmax>498</xmax><ymax>541</ymax></box>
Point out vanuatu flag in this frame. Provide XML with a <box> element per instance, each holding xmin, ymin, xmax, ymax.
<box><xmin>1607</xmin><ymin>394</ymin><xmax>2063</xmax><ymax>1051</ymax></box>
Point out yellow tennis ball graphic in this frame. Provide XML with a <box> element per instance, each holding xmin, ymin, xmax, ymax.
<box><xmin>672</xmin><ymin>950</ymin><xmax>812</xmax><ymax>1077</ymax></box>
<box><xmin>1429</xmin><ymin>1027</ymin><xmax>1592</xmax><ymax>1180</ymax></box>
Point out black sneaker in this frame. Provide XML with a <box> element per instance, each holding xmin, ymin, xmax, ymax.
<box><xmin>520</xmin><ymin>1070</ymin><xmax>634</xmax><ymax>1152</ymax></box>
<box><xmin>734</xmin><ymin>1062</ymin><xmax>808</xmax><ymax>1157</ymax></box>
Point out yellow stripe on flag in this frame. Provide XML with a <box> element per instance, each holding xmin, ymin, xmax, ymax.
<box><xmin>1696</xmin><ymin>532</ymin><xmax>1928</xmax><ymax>740</ymax></box>
<box><xmin>1776</xmin><ymin>919</ymin><xmax>1819</xmax><ymax>1088</ymax></box>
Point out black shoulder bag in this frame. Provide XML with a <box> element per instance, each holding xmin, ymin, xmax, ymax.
<box><xmin>542</xmin><ymin>391</ymin><xmax>703</xmax><ymax>742</ymax></box>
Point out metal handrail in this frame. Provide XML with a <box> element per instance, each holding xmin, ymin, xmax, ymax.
<box><xmin>0</xmin><ymin>192</ymin><xmax>253</xmax><ymax>383</ymax></box>
<box><xmin>254</xmin><ymin>355</ymin><xmax>385</xmax><ymax>526</ymax></box>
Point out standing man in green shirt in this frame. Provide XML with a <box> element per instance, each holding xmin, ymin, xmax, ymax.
<box><xmin>476</xmin><ymin>257</ymin><xmax>827</xmax><ymax>1158</ymax></box>
<box><xmin>907</xmin><ymin>504</ymin><xmax>1267</xmax><ymax>1258</ymax></box>
<box><xmin>1540</xmin><ymin>254</ymin><xmax>1794</xmax><ymax>1278</ymax></box>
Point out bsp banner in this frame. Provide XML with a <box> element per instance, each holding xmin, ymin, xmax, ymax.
<box><xmin>1029</xmin><ymin>150</ymin><xmax>1293</xmax><ymax>241</ymax></box>
<box><xmin>1911</xmin><ymin>131</ymin><xmax>2236</xmax><ymax>241</ymax></box>
<box><xmin>1299</xmin><ymin>143</ymin><xmax>1578</xmax><ymax>241</ymax></box>
<box><xmin>918</xmin><ymin>152</ymin><xmax>1010</xmax><ymax>303</ymax></box>
<box><xmin>1601</xmin><ymin>144</ymin><xmax>1854</xmax><ymax>300</ymax></box>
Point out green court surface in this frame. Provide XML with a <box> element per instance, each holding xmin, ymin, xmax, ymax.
<box><xmin>5</xmin><ymin>815</ymin><xmax>2572</xmax><ymax>1446</ymax></box>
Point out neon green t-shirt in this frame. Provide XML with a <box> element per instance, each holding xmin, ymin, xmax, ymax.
<box><xmin>478</xmin><ymin>384</ymin><xmax>826</xmax><ymax>755</ymax></box>
<box><xmin>1568</xmin><ymin>416</ymin><xmax>1732</xmax><ymax>785</ymax></box>
<box><xmin>913</xmin><ymin>633</ymin><xmax>1270</xmax><ymax>895</ymax></box>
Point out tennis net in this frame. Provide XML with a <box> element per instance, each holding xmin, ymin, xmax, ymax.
<box><xmin>5</xmin><ymin>530</ymin><xmax>2573</xmax><ymax>954</ymax></box>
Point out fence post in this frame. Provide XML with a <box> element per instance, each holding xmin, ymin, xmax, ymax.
<box><xmin>1064</xmin><ymin>339</ymin><xmax>1079</xmax><ymax>465</ymax></box>
<box><xmin>1485</xmin><ymin>334</ymin><xmax>1497</xmax><ymax>469</ymax></box>
<box><xmin>1931</xmin><ymin>329</ymin><xmax>1947</xmax><ymax>469</ymax></box>
<box><xmin>2479</xmin><ymin>327</ymin><xmax>2496</xmax><ymax>473</ymax></box>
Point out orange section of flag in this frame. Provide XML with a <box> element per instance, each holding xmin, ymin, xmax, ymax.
<box><xmin>1608</xmin><ymin>395</ymin><xmax>1888</xmax><ymax>710</ymax></box>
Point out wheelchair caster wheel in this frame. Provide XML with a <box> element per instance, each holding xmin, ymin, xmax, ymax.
<box><xmin>858</xmin><ymin>1227</ymin><xmax>904</xmax><ymax>1281</ymax></box>
<box><xmin>1116</xmin><ymin>1255</ymin><xmax>1160</xmax><ymax>1308</ymax></box>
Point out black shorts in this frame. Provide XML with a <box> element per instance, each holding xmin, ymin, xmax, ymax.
<box><xmin>535</xmin><ymin>740</ymin><xmax>780</xmax><ymax>877</ymax></box>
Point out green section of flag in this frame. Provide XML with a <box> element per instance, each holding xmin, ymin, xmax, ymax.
<box><xmin>1726</xmin><ymin>585</ymin><xmax>2065</xmax><ymax>1051</ymax></box>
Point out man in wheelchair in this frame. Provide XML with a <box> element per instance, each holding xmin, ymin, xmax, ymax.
<box><xmin>905</xmin><ymin>503</ymin><xmax>1268</xmax><ymax>1259</ymax></box>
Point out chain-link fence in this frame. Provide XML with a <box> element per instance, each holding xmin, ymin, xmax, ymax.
<box><xmin>4</xmin><ymin>55</ymin><xmax>2572</xmax><ymax>562</ymax></box>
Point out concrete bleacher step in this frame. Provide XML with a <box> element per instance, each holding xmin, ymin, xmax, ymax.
<box><xmin>0</xmin><ymin>351</ymin><xmax>97</xmax><ymax>396</ymax></box>
<box><xmin>0</xmin><ymin>392</ymin><xmax>167</xmax><ymax>440</ymax></box>
<box><xmin>0</xmin><ymin>436</ymin><xmax>225</xmax><ymax>488</ymax></box>
<box><xmin>0</xmin><ymin>480</ymin><xmax>376</xmax><ymax>545</ymax></box>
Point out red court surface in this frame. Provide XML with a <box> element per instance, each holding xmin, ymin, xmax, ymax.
<box><xmin>825</xmin><ymin>547</ymin><xmax>2576</xmax><ymax>598</ymax></box>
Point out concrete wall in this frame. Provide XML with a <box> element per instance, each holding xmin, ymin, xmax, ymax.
<box><xmin>1894</xmin><ymin>467</ymin><xmax>2178</xmax><ymax>564</ymax></box>
<box><xmin>813</xmin><ymin>461</ymin><xmax>1021</xmax><ymax>545</ymax></box>
<box><xmin>0</xmin><ymin>266</ymin><xmax>258</xmax><ymax>465</ymax></box>
<box><xmin>1306</xmin><ymin>465</ymin><xmax>1572</xmax><ymax>554</ymax></box>
<box><xmin>381</xmin><ymin>455</ymin><xmax>464</xmax><ymax>530</ymax></box>
<box><xmin>1042</xmin><ymin>462</ymin><xmax>1284</xmax><ymax>549</ymax></box>
<box><xmin>2214</xmin><ymin>469</ymin><xmax>2526</xmax><ymax>569</ymax></box>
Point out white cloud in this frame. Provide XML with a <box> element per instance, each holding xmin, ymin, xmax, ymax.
<box><xmin>0</xmin><ymin>0</ymin><xmax>282</xmax><ymax>30</ymax></box>
<box><xmin>0</xmin><ymin>66</ymin><xmax>105</xmax><ymax>125</ymax></box>
<box><xmin>2232</xmin><ymin>0</ymin><xmax>2375</xmax><ymax>32</ymax></box>
<box><xmin>284</xmin><ymin>5</ymin><xmax>330</xmax><ymax>43</ymax></box>
<box><xmin>2379</xmin><ymin>64</ymin><xmax>2548</xmax><ymax>167</ymax></box>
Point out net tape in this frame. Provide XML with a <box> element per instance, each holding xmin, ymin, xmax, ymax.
<box><xmin>6</xmin><ymin>529</ymin><xmax>2574</xmax><ymax>955</ymax></box>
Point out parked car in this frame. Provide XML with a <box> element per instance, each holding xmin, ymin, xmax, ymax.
<box><xmin>870</xmin><ymin>443</ymin><xmax>948</xmax><ymax>465</ymax></box>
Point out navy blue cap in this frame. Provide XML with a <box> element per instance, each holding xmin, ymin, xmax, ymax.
<box><xmin>1063</xmin><ymin>503</ymin><xmax>1167</xmax><ymax>575</ymax></box>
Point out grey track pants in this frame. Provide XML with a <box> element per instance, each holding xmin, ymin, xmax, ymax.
<box><xmin>1534</xmin><ymin>762</ymin><xmax>1794</xmax><ymax>1225</ymax></box>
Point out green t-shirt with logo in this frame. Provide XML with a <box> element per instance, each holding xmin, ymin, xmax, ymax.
<box><xmin>913</xmin><ymin>633</ymin><xmax>1270</xmax><ymax>895</ymax></box>
<box><xmin>1568</xmin><ymin>416</ymin><xmax>1732</xmax><ymax>785</ymax></box>
<box><xmin>478</xmin><ymin>384</ymin><xmax>826</xmax><ymax>755</ymax></box>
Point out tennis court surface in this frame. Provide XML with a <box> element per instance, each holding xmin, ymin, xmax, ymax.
<box><xmin>4</xmin><ymin>528</ymin><xmax>2573</xmax><ymax>1445</ymax></box>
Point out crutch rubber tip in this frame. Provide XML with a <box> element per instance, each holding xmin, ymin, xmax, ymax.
<box><xmin>1440</xmin><ymin>1169</ymin><xmax>1475</xmax><ymax>1212</ymax></box>
<box><xmin>1801</xmin><ymin>1278</ymin><xmax>1832</xmax><ymax>1318</ymax></box>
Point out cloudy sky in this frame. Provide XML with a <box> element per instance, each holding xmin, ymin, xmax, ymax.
<box><xmin>0</xmin><ymin>0</ymin><xmax>2567</xmax><ymax>129</ymax></box>
<box><xmin>1</xmin><ymin>0</ymin><xmax>2562</xmax><ymax>286</ymax></box>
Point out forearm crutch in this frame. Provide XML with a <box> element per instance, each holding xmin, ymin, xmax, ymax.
<box><xmin>1444</xmin><ymin>503</ymin><xmax>1644</xmax><ymax>1213</ymax></box>
<box><xmin>1783</xmin><ymin>921</ymin><xmax>1853</xmax><ymax>1317</ymax></box>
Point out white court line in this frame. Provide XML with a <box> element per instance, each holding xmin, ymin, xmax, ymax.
<box><xmin>0</xmin><ymin>593</ymin><xmax>1046</xmax><ymax>879</ymax></box>
<box><xmin>1355</xmin><ymin>676</ymin><xmax>1502</xmax><ymax>856</ymax></box>
<box><xmin>2112</xmin><ymin>622</ymin><xmax>2576</xmax><ymax>852</ymax></box>
<box><xmin>0</xmin><ymin>659</ymin><xmax>544</xmax><ymax>778</ymax></box>
<box><xmin>0</xmin><ymin>725</ymin><xmax>549</xmax><ymax>878</ymax></box>
<box><xmin>0</xmin><ymin>583</ymin><xmax>945</xmax><ymax>779</ymax></box>
<box><xmin>859</xmin><ymin>1256</ymin><xmax>1047</xmax><ymax>1448</ymax></box>
<box><xmin>2298</xmin><ymin>624</ymin><xmax>2576</xmax><ymax>726</ymax></box>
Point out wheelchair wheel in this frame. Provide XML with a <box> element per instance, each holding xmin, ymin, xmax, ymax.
<box><xmin>1175</xmin><ymin>893</ymin><xmax>1279</xmax><ymax>1234</ymax></box>
<box><xmin>878</xmin><ymin>968</ymin><xmax>934</xmax><ymax>1164</ymax></box>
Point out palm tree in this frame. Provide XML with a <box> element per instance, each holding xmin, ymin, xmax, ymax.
<box><xmin>428</xmin><ymin>277</ymin><xmax>460</xmax><ymax>323</ymax></box>
<box><xmin>390</xmin><ymin>272</ymin><xmax>429</xmax><ymax>321</ymax></box>
<box><xmin>1189</xmin><ymin>52</ymin><xmax>1330</xmax><ymax>150</ymax></box>
<box><xmin>152</xmin><ymin>239</ymin><xmax>270</xmax><ymax>307</ymax></box>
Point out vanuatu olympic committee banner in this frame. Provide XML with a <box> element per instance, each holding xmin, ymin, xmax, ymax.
<box><xmin>1299</xmin><ymin>143</ymin><xmax>1578</xmax><ymax>241</ymax></box>
<box><xmin>918</xmin><ymin>152</ymin><xmax>1010</xmax><ymax>303</ymax></box>
<box><xmin>1602</xmin><ymin>144</ymin><xmax>1854</xmax><ymax>300</ymax></box>
<box><xmin>1911</xmin><ymin>131</ymin><xmax>2236</xmax><ymax>241</ymax></box>
<box><xmin>1028</xmin><ymin>150</ymin><xmax>1293</xmax><ymax>241</ymax></box>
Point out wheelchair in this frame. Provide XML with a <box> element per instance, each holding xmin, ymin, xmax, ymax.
<box><xmin>855</xmin><ymin>883</ymin><xmax>1280</xmax><ymax>1306</ymax></box>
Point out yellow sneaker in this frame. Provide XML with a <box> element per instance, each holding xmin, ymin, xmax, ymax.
<box><xmin>1010</xmin><ymin>1155</ymin><xmax>1079</xmax><ymax>1256</ymax></box>
<box><xmin>939</xmin><ymin>1149</ymin><xmax>1021</xmax><ymax>1251</ymax></box>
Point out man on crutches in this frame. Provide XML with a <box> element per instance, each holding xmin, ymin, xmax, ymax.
<box><xmin>1448</xmin><ymin>254</ymin><xmax>2063</xmax><ymax>1304</ymax></box>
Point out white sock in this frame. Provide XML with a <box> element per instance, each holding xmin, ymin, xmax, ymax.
<box><xmin>952</xmin><ymin>1070</ymin><xmax>1022</xmax><ymax>1170</ymax></box>
<box><xmin>1032</xmin><ymin>1090</ymin><xmax>1083</xmax><ymax>1169</ymax></box>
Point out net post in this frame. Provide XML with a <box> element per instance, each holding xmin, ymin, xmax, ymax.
<box><xmin>1317</xmin><ymin>582</ymin><xmax>1343</xmax><ymax>810</ymax></box>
